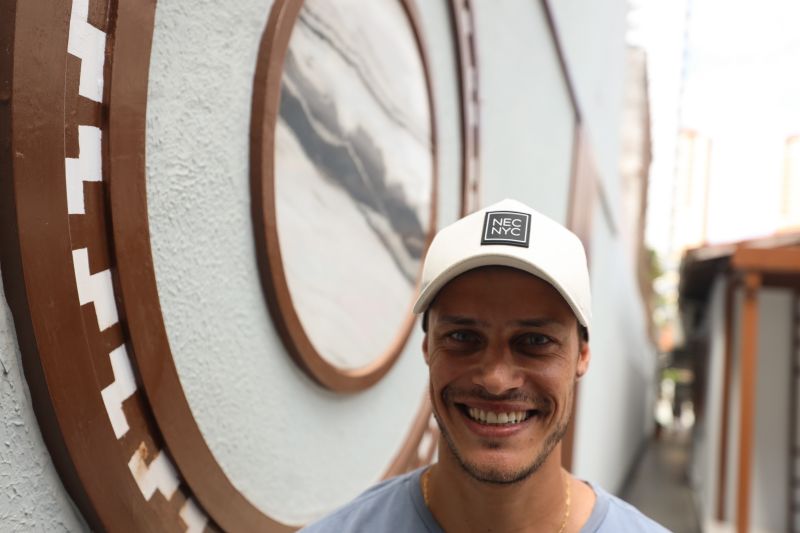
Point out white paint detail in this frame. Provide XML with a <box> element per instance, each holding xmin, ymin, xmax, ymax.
<box><xmin>128</xmin><ymin>444</ymin><xmax>181</xmax><ymax>501</ymax></box>
<box><xmin>100</xmin><ymin>345</ymin><xmax>138</xmax><ymax>439</ymax></box>
<box><xmin>72</xmin><ymin>248</ymin><xmax>119</xmax><ymax>330</ymax></box>
<box><xmin>179</xmin><ymin>498</ymin><xmax>209</xmax><ymax>533</ymax></box>
<box><xmin>67</xmin><ymin>0</ymin><xmax>106</xmax><ymax>102</ymax></box>
<box><xmin>66</xmin><ymin>125</ymin><xmax>103</xmax><ymax>215</ymax></box>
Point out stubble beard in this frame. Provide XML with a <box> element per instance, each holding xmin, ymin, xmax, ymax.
<box><xmin>431</xmin><ymin>382</ymin><xmax>574</xmax><ymax>485</ymax></box>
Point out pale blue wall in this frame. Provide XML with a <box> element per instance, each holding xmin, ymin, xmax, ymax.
<box><xmin>472</xmin><ymin>0</ymin><xmax>574</xmax><ymax>221</ymax></box>
<box><xmin>573</xmin><ymin>203</ymin><xmax>656</xmax><ymax>492</ymax></box>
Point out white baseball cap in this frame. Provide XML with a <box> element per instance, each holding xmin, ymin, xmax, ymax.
<box><xmin>413</xmin><ymin>198</ymin><xmax>592</xmax><ymax>331</ymax></box>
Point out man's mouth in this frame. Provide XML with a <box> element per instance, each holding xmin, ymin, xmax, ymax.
<box><xmin>461</xmin><ymin>405</ymin><xmax>537</xmax><ymax>426</ymax></box>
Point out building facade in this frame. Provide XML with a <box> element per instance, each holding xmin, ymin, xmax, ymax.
<box><xmin>680</xmin><ymin>236</ymin><xmax>800</xmax><ymax>532</ymax></box>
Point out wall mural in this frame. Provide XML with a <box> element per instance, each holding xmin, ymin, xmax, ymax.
<box><xmin>254</xmin><ymin>0</ymin><xmax>435</xmax><ymax>389</ymax></box>
<box><xmin>0</xmin><ymin>0</ymin><xmax>478</xmax><ymax>530</ymax></box>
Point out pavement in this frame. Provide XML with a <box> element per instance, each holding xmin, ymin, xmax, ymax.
<box><xmin>620</xmin><ymin>429</ymin><xmax>702</xmax><ymax>533</ymax></box>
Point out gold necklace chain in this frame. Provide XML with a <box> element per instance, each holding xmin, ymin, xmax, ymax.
<box><xmin>558</xmin><ymin>472</ymin><xmax>571</xmax><ymax>533</ymax></box>
<box><xmin>422</xmin><ymin>468</ymin><xmax>571</xmax><ymax>533</ymax></box>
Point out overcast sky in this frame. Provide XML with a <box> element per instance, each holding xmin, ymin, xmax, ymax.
<box><xmin>633</xmin><ymin>0</ymin><xmax>800</xmax><ymax>252</ymax></box>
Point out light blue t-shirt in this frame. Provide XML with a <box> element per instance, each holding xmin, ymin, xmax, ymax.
<box><xmin>302</xmin><ymin>468</ymin><xmax>669</xmax><ymax>532</ymax></box>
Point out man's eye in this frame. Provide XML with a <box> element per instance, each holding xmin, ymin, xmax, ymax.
<box><xmin>519</xmin><ymin>333</ymin><xmax>551</xmax><ymax>346</ymax></box>
<box><xmin>447</xmin><ymin>331</ymin><xmax>478</xmax><ymax>343</ymax></box>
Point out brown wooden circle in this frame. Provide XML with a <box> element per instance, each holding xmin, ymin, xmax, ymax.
<box><xmin>250</xmin><ymin>0</ymin><xmax>439</xmax><ymax>393</ymax></box>
<box><xmin>1</xmin><ymin>1</ymin><xmax>217</xmax><ymax>531</ymax></box>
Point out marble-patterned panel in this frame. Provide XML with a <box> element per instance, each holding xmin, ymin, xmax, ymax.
<box><xmin>276</xmin><ymin>0</ymin><xmax>433</xmax><ymax>370</ymax></box>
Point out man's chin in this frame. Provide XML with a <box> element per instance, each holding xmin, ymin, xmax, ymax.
<box><xmin>458</xmin><ymin>457</ymin><xmax>541</xmax><ymax>485</ymax></box>
<box><xmin>435</xmin><ymin>414</ymin><xmax>570</xmax><ymax>486</ymax></box>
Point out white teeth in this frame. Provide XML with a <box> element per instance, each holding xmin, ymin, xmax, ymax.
<box><xmin>466</xmin><ymin>408</ymin><xmax>529</xmax><ymax>425</ymax></box>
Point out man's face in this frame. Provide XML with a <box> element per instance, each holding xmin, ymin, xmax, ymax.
<box><xmin>423</xmin><ymin>266</ymin><xmax>590</xmax><ymax>484</ymax></box>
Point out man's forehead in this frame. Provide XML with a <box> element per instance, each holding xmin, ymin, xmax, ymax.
<box><xmin>435</xmin><ymin>265</ymin><xmax>562</xmax><ymax>298</ymax></box>
<box><xmin>433</xmin><ymin>313</ymin><xmax>571</xmax><ymax>329</ymax></box>
<box><xmin>428</xmin><ymin>266</ymin><xmax>577</xmax><ymax>322</ymax></box>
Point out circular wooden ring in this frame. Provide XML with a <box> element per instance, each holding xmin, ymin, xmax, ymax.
<box><xmin>250</xmin><ymin>0</ymin><xmax>439</xmax><ymax>393</ymax></box>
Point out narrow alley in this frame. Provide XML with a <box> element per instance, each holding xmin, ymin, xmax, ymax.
<box><xmin>621</xmin><ymin>431</ymin><xmax>701</xmax><ymax>533</ymax></box>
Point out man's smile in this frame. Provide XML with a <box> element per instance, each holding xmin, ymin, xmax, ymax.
<box><xmin>445</xmin><ymin>393</ymin><xmax>554</xmax><ymax>441</ymax></box>
<box><xmin>464</xmin><ymin>406</ymin><xmax>532</xmax><ymax>425</ymax></box>
<box><xmin>441</xmin><ymin>383</ymin><xmax>555</xmax><ymax>442</ymax></box>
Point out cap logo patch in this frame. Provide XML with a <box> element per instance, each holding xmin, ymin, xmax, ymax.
<box><xmin>481</xmin><ymin>210</ymin><xmax>531</xmax><ymax>247</ymax></box>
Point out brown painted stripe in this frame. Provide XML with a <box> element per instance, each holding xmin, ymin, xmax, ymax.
<box><xmin>0</xmin><ymin>1</ymin><xmax>168</xmax><ymax>529</ymax></box>
<box><xmin>68</xmin><ymin>182</ymin><xmax>111</xmax><ymax>273</ymax></box>
<box><xmin>88</xmin><ymin>0</ymin><xmax>111</xmax><ymax>33</ymax></box>
<box><xmin>65</xmin><ymin>53</ymin><xmax>81</xmax><ymax>158</ymax></box>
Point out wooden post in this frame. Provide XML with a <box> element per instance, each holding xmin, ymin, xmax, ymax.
<box><xmin>736</xmin><ymin>272</ymin><xmax>762</xmax><ymax>533</ymax></box>
<box><xmin>716</xmin><ymin>279</ymin><xmax>735</xmax><ymax>521</ymax></box>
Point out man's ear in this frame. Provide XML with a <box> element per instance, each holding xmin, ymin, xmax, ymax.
<box><xmin>422</xmin><ymin>334</ymin><xmax>430</xmax><ymax>365</ymax></box>
<box><xmin>576</xmin><ymin>341</ymin><xmax>591</xmax><ymax>379</ymax></box>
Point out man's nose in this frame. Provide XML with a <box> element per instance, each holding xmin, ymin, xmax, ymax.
<box><xmin>471</xmin><ymin>345</ymin><xmax>523</xmax><ymax>394</ymax></box>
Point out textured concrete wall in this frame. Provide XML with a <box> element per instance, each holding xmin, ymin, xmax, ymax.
<box><xmin>573</xmin><ymin>200</ymin><xmax>657</xmax><ymax>493</ymax></box>
<box><xmin>550</xmin><ymin>0</ymin><xmax>657</xmax><ymax>492</ymax></box>
<box><xmin>0</xmin><ymin>267</ymin><xmax>88</xmax><ymax>531</ymax></box>
<box><xmin>549</xmin><ymin>0</ymin><xmax>629</xmax><ymax>217</ymax></box>
<box><xmin>472</xmin><ymin>0</ymin><xmax>574</xmax><ymax>221</ymax></box>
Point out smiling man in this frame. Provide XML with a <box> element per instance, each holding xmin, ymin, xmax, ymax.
<box><xmin>303</xmin><ymin>199</ymin><xmax>667</xmax><ymax>532</ymax></box>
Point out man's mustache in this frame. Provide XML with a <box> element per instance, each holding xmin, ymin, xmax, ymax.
<box><xmin>442</xmin><ymin>386</ymin><xmax>553</xmax><ymax>410</ymax></box>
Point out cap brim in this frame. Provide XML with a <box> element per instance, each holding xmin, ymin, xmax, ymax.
<box><xmin>412</xmin><ymin>252</ymin><xmax>589</xmax><ymax>328</ymax></box>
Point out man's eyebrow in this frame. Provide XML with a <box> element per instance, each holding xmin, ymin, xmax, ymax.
<box><xmin>435</xmin><ymin>316</ymin><xmax>566</xmax><ymax>328</ymax></box>
<box><xmin>514</xmin><ymin>318</ymin><xmax>564</xmax><ymax>328</ymax></box>
<box><xmin>436</xmin><ymin>315</ymin><xmax>490</xmax><ymax>327</ymax></box>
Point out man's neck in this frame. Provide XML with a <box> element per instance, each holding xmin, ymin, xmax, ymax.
<box><xmin>425</xmin><ymin>446</ymin><xmax>570</xmax><ymax>533</ymax></box>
